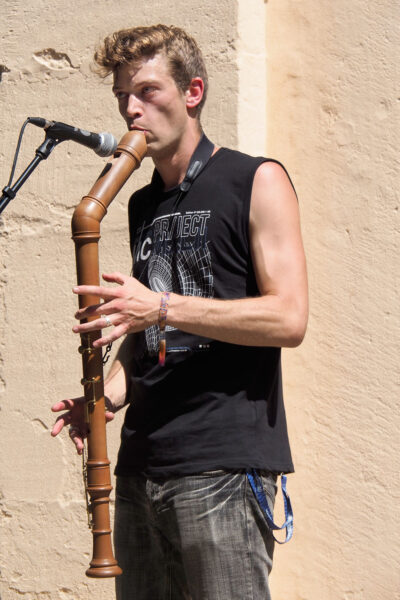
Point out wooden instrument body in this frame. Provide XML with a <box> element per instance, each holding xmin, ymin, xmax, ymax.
<box><xmin>71</xmin><ymin>131</ymin><xmax>146</xmax><ymax>577</ymax></box>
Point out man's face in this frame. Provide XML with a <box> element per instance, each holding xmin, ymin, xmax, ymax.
<box><xmin>113</xmin><ymin>54</ymin><xmax>190</xmax><ymax>159</ymax></box>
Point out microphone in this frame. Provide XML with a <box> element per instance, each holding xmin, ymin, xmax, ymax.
<box><xmin>28</xmin><ymin>117</ymin><xmax>118</xmax><ymax>157</ymax></box>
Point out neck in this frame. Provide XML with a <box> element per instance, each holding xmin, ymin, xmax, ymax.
<box><xmin>153</xmin><ymin>127</ymin><xmax>203</xmax><ymax>191</ymax></box>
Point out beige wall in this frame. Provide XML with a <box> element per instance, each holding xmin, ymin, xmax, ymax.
<box><xmin>0</xmin><ymin>1</ymin><xmax>398</xmax><ymax>599</ymax></box>
<box><xmin>265</xmin><ymin>2</ymin><xmax>400</xmax><ymax>599</ymax></box>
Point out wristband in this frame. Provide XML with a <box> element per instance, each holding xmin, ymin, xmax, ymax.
<box><xmin>158</xmin><ymin>292</ymin><xmax>170</xmax><ymax>366</ymax></box>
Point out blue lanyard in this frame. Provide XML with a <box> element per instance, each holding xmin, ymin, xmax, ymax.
<box><xmin>247</xmin><ymin>470</ymin><xmax>294</xmax><ymax>544</ymax></box>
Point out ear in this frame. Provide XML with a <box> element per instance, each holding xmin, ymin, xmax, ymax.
<box><xmin>185</xmin><ymin>77</ymin><xmax>204</xmax><ymax>109</ymax></box>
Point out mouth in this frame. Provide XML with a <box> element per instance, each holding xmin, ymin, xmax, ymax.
<box><xmin>129</xmin><ymin>125</ymin><xmax>148</xmax><ymax>134</ymax></box>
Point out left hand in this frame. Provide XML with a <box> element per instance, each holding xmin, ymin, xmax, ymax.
<box><xmin>72</xmin><ymin>271</ymin><xmax>160</xmax><ymax>347</ymax></box>
<box><xmin>51</xmin><ymin>396</ymin><xmax>115</xmax><ymax>455</ymax></box>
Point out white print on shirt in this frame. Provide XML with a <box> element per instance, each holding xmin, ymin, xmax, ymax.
<box><xmin>132</xmin><ymin>210</ymin><xmax>214</xmax><ymax>353</ymax></box>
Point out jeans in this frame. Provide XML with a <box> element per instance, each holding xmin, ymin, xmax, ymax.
<box><xmin>114</xmin><ymin>470</ymin><xmax>277</xmax><ymax>600</ymax></box>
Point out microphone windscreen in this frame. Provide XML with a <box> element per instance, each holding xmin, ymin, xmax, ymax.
<box><xmin>96</xmin><ymin>132</ymin><xmax>118</xmax><ymax>157</ymax></box>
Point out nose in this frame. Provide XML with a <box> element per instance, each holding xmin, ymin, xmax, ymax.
<box><xmin>125</xmin><ymin>94</ymin><xmax>143</xmax><ymax>120</ymax></box>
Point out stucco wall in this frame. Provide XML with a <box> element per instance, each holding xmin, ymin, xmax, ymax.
<box><xmin>0</xmin><ymin>2</ymin><xmax>237</xmax><ymax>598</ymax></box>
<box><xmin>264</xmin><ymin>2</ymin><xmax>399</xmax><ymax>599</ymax></box>
<box><xmin>1</xmin><ymin>1</ymin><xmax>399</xmax><ymax>599</ymax></box>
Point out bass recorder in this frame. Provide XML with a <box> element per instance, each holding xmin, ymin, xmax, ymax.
<box><xmin>71</xmin><ymin>130</ymin><xmax>146</xmax><ymax>577</ymax></box>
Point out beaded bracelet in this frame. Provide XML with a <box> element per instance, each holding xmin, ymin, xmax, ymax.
<box><xmin>158</xmin><ymin>291</ymin><xmax>170</xmax><ymax>366</ymax></box>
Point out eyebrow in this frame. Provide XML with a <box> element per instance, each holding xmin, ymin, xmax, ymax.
<box><xmin>112</xmin><ymin>76</ymin><xmax>160</xmax><ymax>93</ymax></box>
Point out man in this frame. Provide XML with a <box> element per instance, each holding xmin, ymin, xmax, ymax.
<box><xmin>51</xmin><ymin>24</ymin><xmax>308</xmax><ymax>600</ymax></box>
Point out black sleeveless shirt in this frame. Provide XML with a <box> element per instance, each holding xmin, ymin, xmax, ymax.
<box><xmin>115</xmin><ymin>147</ymin><xmax>294</xmax><ymax>477</ymax></box>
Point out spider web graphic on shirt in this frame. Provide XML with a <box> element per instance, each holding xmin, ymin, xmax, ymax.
<box><xmin>132</xmin><ymin>210</ymin><xmax>214</xmax><ymax>353</ymax></box>
<box><xmin>145</xmin><ymin>242</ymin><xmax>214</xmax><ymax>353</ymax></box>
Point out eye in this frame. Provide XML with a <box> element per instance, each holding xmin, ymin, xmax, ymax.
<box><xmin>114</xmin><ymin>90</ymin><xmax>127</xmax><ymax>100</ymax></box>
<box><xmin>141</xmin><ymin>86</ymin><xmax>156</xmax><ymax>97</ymax></box>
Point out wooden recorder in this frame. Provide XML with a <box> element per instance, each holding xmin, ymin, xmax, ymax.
<box><xmin>71</xmin><ymin>130</ymin><xmax>146</xmax><ymax>577</ymax></box>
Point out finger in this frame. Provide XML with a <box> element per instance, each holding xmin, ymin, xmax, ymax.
<box><xmin>105</xmin><ymin>412</ymin><xmax>115</xmax><ymax>423</ymax></box>
<box><xmin>92</xmin><ymin>323</ymin><xmax>127</xmax><ymax>348</ymax></box>
<box><xmin>73</xmin><ymin>313</ymin><xmax>117</xmax><ymax>334</ymax></box>
<box><xmin>72</xmin><ymin>285</ymin><xmax>116</xmax><ymax>300</ymax></box>
<box><xmin>75</xmin><ymin>300</ymin><xmax>117</xmax><ymax>321</ymax></box>
<box><xmin>51</xmin><ymin>421</ymin><xmax>63</xmax><ymax>437</ymax></box>
<box><xmin>51</xmin><ymin>399</ymin><xmax>75</xmax><ymax>413</ymax></box>
<box><xmin>72</xmin><ymin>316</ymin><xmax>105</xmax><ymax>334</ymax></box>
<box><xmin>51</xmin><ymin>413</ymin><xmax>69</xmax><ymax>437</ymax></box>
<box><xmin>69</xmin><ymin>428</ymin><xmax>85</xmax><ymax>455</ymax></box>
<box><xmin>75</xmin><ymin>301</ymin><xmax>104</xmax><ymax>320</ymax></box>
<box><xmin>102</xmin><ymin>272</ymin><xmax>127</xmax><ymax>286</ymax></box>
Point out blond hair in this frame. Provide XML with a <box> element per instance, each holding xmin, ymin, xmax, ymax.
<box><xmin>94</xmin><ymin>24</ymin><xmax>208</xmax><ymax>114</ymax></box>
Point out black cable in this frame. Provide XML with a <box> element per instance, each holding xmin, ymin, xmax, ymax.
<box><xmin>7</xmin><ymin>118</ymin><xmax>31</xmax><ymax>187</ymax></box>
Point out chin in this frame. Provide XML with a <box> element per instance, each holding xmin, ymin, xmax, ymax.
<box><xmin>145</xmin><ymin>142</ymin><xmax>171</xmax><ymax>160</ymax></box>
<box><xmin>145</xmin><ymin>144</ymin><xmax>156</xmax><ymax>158</ymax></box>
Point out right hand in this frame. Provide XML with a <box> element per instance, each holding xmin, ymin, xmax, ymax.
<box><xmin>51</xmin><ymin>396</ymin><xmax>115</xmax><ymax>455</ymax></box>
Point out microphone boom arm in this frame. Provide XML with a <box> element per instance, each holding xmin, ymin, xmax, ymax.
<box><xmin>28</xmin><ymin>117</ymin><xmax>118</xmax><ymax>157</ymax></box>
<box><xmin>0</xmin><ymin>135</ymin><xmax>60</xmax><ymax>215</ymax></box>
<box><xmin>1</xmin><ymin>116</ymin><xmax>118</xmax><ymax>216</ymax></box>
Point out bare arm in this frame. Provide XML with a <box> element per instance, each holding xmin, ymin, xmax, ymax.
<box><xmin>166</xmin><ymin>162</ymin><xmax>308</xmax><ymax>346</ymax></box>
<box><xmin>73</xmin><ymin>161</ymin><xmax>308</xmax><ymax>348</ymax></box>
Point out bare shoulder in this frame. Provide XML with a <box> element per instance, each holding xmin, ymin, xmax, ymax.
<box><xmin>248</xmin><ymin>160</ymin><xmax>307</xmax><ymax>316</ymax></box>
<box><xmin>250</xmin><ymin>160</ymin><xmax>299</xmax><ymax>229</ymax></box>
<box><xmin>254</xmin><ymin>159</ymin><xmax>293</xmax><ymax>185</ymax></box>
